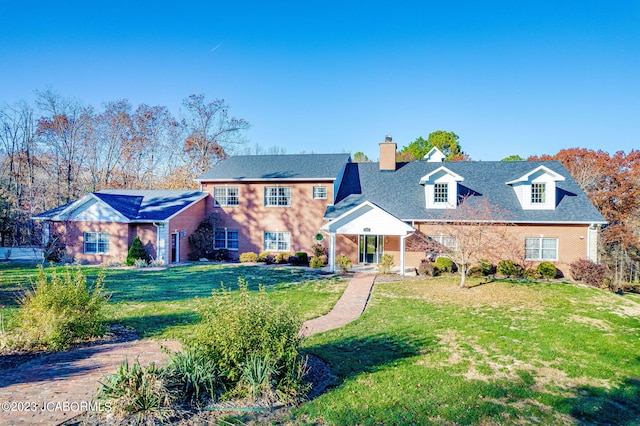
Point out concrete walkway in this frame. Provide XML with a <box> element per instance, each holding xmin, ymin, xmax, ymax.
<box><xmin>300</xmin><ymin>272</ymin><xmax>376</xmax><ymax>337</ymax></box>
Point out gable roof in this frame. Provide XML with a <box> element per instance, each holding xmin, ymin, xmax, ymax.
<box><xmin>326</xmin><ymin>161</ymin><xmax>606</xmax><ymax>224</ymax></box>
<box><xmin>195</xmin><ymin>153</ymin><xmax>351</xmax><ymax>181</ymax></box>
<box><xmin>33</xmin><ymin>190</ymin><xmax>208</xmax><ymax>222</ymax></box>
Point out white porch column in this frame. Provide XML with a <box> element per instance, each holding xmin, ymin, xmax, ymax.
<box><xmin>400</xmin><ymin>234</ymin><xmax>407</xmax><ymax>276</ymax></box>
<box><xmin>329</xmin><ymin>232</ymin><xmax>336</xmax><ymax>273</ymax></box>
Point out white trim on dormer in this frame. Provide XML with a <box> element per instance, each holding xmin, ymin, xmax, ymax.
<box><xmin>420</xmin><ymin>166</ymin><xmax>464</xmax><ymax>209</ymax></box>
<box><xmin>507</xmin><ymin>165</ymin><xmax>565</xmax><ymax>210</ymax></box>
<box><xmin>424</xmin><ymin>146</ymin><xmax>446</xmax><ymax>162</ymax></box>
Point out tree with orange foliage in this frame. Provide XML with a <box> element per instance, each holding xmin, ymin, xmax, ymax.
<box><xmin>529</xmin><ymin>148</ymin><xmax>640</xmax><ymax>284</ymax></box>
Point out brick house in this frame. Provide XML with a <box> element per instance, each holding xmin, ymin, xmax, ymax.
<box><xmin>34</xmin><ymin>138</ymin><xmax>606</xmax><ymax>273</ymax></box>
<box><xmin>33</xmin><ymin>190</ymin><xmax>209</xmax><ymax>264</ymax></box>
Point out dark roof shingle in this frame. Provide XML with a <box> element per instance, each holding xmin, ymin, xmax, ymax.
<box><xmin>196</xmin><ymin>153</ymin><xmax>350</xmax><ymax>181</ymax></box>
<box><xmin>326</xmin><ymin>161</ymin><xmax>606</xmax><ymax>224</ymax></box>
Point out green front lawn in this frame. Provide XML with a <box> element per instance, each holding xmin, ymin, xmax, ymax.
<box><xmin>2</xmin><ymin>262</ymin><xmax>639</xmax><ymax>424</ymax></box>
<box><xmin>0</xmin><ymin>263</ymin><xmax>347</xmax><ymax>339</ymax></box>
<box><xmin>294</xmin><ymin>277</ymin><xmax>640</xmax><ymax>425</ymax></box>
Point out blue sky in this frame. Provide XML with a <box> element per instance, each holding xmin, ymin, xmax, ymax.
<box><xmin>1</xmin><ymin>1</ymin><xmax>638</xmax><ymax>161</ymax></box>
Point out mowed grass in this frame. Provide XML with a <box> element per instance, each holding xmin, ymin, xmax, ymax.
<box><xmin>294</xmin><ymin>277</ymin><xmax>640</xmax><ymax>425</ymax></box>
<box><xmin>0</xmin><ymin>263</ymin><xmax>347</xmax><ymax>339</ymax></box>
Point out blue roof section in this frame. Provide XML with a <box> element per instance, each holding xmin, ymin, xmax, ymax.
<box><xmin>96</xmin><ymin>190</ymin><xmax>207</xmax><ymax>221</ymax></box>
<box><xmin>326</xmin><ymin>161</ymin><xmax>606</xmax><ymax>224</ymax></box>
<box><xmin>196</xmin><ymin>153</ymin><xmax>351</xmax><ymax>181</ymax></box>
<box><xmin>34</xmin><ymin>190</ymin><xmax>207</xmax><ymax>222</ymax></box>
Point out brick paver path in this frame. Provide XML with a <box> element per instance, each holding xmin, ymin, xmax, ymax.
<box><xmin>0</xmin><ymin>273</ymin><xmax>374</xmax><ymax>425</ymax></box>
<box><xmin>0</xmin><ymin>339</ymin><xmax>181</xmax><ymax>425</ymax></box>
<box><xmin>300</xmin><ymin>272</ymin><xmax>376</xmax><ymax>337</ymax></box>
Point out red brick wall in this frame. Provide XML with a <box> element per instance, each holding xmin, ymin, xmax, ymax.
<box><xmin>50</xmin><ymin>221</ymin><xmax>130</xmax><ymax>264</ymax></box>
<box><xmin>168</xmin><ymin>197</ymin><xmax>208</xmax><ymax>262</ymax></box>
<box><xmin>334</xmin><ymin>223</ymin><xmax>591</xmax><ymax>276</ymax></box>
<box><xmin>201</xmin><ymin>181</ymin><xmax>334</xmax><ymax>258</ymax></box>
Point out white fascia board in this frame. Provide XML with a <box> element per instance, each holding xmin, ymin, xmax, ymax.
<box><xmin>406</xmin><ymin>218</ymin><xmax>607</xmax><ymax>225</ymax></box>
<box><xmin>322</xmin><ymin>201</ymin><xmax>415</xmax><ymax>235</ymax></box>
<box><xmin>163</xmin><ymin>193</ymin><xmax>209</xmax><ymax>221</ymax></box>
<box><xmin>194</xmin><ymin>177</ymin><xmax>338</xmax><ymax>183</ymax></box>
<box><xmin>419</xmin><ymin>166</ymin><xmax>464</xmax><ymax>185</ymax></box>
<box><xmin>506</xmin><ymin>165</ymin><xmax>565</xmax><ymax>185</ymax></box>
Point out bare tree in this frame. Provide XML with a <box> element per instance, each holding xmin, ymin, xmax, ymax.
<box><xmin>415</xmin><ymin>197</ymin><xmax>516</xmax><ymax>288</ymax></box>
<box><xmin>180</xmin><ymin>94</ymin><xmax>250</xmax><ymax>174</ymax></box>
<box><xmin>36</xmin><ymin>89</ymin><xmax>93</xmax><ymax>203</ymax></box>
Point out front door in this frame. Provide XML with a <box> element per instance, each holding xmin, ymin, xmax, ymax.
<box><xmin>359</xmin><ymin>235</ymin><xmax>383</xmax><ymax>264</ymax></box>
<box><xmin>171</xmin><ymin>233</ymin><xmax>178</xmax><ymax>263</ymax></box>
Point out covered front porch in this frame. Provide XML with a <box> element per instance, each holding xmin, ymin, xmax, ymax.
<box><xmin>322</xmin><ymin>201</ymin><xmax>416</xmax><ymax>275</ymax></box>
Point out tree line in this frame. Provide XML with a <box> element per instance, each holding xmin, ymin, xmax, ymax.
<box><xmin>0</xmin><ymin>90</ymin><xmax>249</xmax><ymax>246</ymax></box>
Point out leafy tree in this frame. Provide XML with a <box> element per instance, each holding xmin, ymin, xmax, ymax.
<box><xmin>126</xmin><ymin>236</ymin><xmax>149</xmax><ymax>266</ymax></box>
<box><xmin>352</xmin><ymin>151</ymin><xmax>370</xmax><ymax>162</ymax></box>
<box><xmin>529</xmin><ymin>148</ymin><xmax>640</xmax><ymax>285</ymax></box>
<box><xmin>501</xmin><ymin>155</ymin><xmax>525</xmax><ymax>161</ymax></box>
<box><xmin>400</xmin><ymin>130</ymin><xmax>464</xmax><ymax>161</ymax></box>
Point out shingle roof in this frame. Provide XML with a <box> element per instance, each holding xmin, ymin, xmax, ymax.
<box><xmin>34</xmin><ymin>190</ymin><xmax>208</xmax><ymax>222</ymax></box>
<box><xmin>326</xmin><ymin>161</ymin><xmax>606</xmax><ymax>224</ymax></box>
<box><xmin>196</xmin><ymin>153</ymin><xmax>351</xmax><ymax>181</ymax></box>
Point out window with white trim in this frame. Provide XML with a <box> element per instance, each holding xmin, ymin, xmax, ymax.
<box><xmin>214</xmin><ymin>229</ymin><xmax>239</xmax><ymax>250</ymax></box>
<box><xmin>84</xmin><ymin>232</ymin><xmax>110</xmax><ymax>254</ymax></box>
<box><xmin>214</xmin><ymin>186</ymin><xmax>239</xmax><ymax>206</ymax></box>
<box><xmin>313</xmin><ymin>186</ymin><xmax>327</xmax><ymax>199</ymax></box>
<box><xmin>264</xmin><ymin>187</ymin><xmax>291</xmax><ymax>206</ymax></box>
<box><xmin>264</xmin><ymin>231</ymin><xmax>291</xmax><ymax>252</ymax></box>
<box><xmin>531</xmin><ymin>183</ymin><xmax>546</xmax><ymax>204</ymax></box>
<box><xmin>525</xmin><ymin>237</ymin><xmax>558</xmax><ymax>260</ymax></box>
<box><xmin>434</xmin><ymin>183</ymin><xmax>448</xmax><ymax>204</ymax></box>
<box><xmin>428</xmin><ymin>235</ymin><xmax>457</xmax><ymax>252</ymax></box>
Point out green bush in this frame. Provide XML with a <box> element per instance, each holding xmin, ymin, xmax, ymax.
<box><xmin>288</xmin><ymin>256</ymin><xmax>300</xmax><ymax>265</ymax></box>
<box><xmin>239</xmin><ymin>252</ymin><xmax>259</xmax><ymax>263</ymax></box>
<box><xmin>126</xmin><ymin>236</ymin><xmax>149</xmax><ymax>266</ymax></box>
<box><xmin>310</xmin><ymin>255</ymin><xmax>326</xmax><ymax>268</ymax></box>
<box><xmin>43</xmin><ymin>233</ymin><xmax>67</xmax><ymax>262</ymax></box>
<box><xmin>188</xmin><ymin>219</ymin><xmax>215</xmax><ymax>260</ymax></box>
<box><xmin>479</xmin><ymin>259</ymin><xmax>494</xmax><ymax>276</ymax></box>
<box><xmin>418</xmin><ymin>260</ymin><xmax>439</xmax><ymax>276</ymax></box>
<box><xmin>497</xmin><ymin>259</ymin><xmax>524</xmax><ymax>278</ymax></box>
<box><xmin>537</xmin><ymin>261</ymin><xmax>557</xmax><ymax>279</ymax></box>
<box><xmin>524</xmin><ymin>268</ymin><xmax>541</xmax><ymax>280</ymax></box>
<box><xmin>295</xmin><ymin>252</ymin><xmax>309</xmax><ymax>265</ymax></box>
<box><xmin>14</xmin><ymin>266</ymin><xmax>108</xmax><ymax>351</ymax></box>
<box><xmin>257</xmin><ymin>251</ymin><xmax>271</xmax><ymax>262</ymax></box>
<box><xmin>435</xmin><ymin>257</ymin><xmax>454</xmax><ymax>273</ymax></box>
<box><xmin>378</xmin><ymin>254</ymin><xmax>394</xmax><ymax>274</ymax></box>
<box><xmin>335</xmin><ymin>254</ymin><xmax>352</xmax><ymax>274</ymax></box>
<box><xmin>96</xmin><ymin>358</ymin><xmax>172</xmax><ymax>418</ymax></box>
<box><xmin>190</xmin><ymin>278</ymin><xmax>308</xmax><ymax>402</ymax></box>
<box><xmin>466</xmin><ymin>265</ymin><xmax>484</xmax><ymax>277</ymax></box>
<box><xmin>275</xmin><ymin>252</ymin><xmax>291</xmax><ymax>264</ymax></box>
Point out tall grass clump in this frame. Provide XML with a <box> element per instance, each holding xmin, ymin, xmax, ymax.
<box><xmin>96</xmin><ymin>358</ymin><xmax>172</xmax><ymax>419</ymax></box>
<box><xmin>190</xmin><ymin>277</ymin><xmax>309</xmax><ymax>403</ymax></box>
<box><xmin>13</xmin><ymin>266</ymin><xmax>109</xmax><ymax>351</ymax></box>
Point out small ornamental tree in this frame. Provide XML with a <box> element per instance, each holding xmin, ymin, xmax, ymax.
<box><xmin>412</xmin><ymin>197</ymin><xmax>519</xmax><ymax>288</ymax></box>
<box><xmin>126</xmin><ymin>236</ymin><xmax>149</xmax><ymax>266</ymax></box>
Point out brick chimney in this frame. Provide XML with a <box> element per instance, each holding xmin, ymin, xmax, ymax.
<box><xmin>379</xmin><ymin>135</ymin><xmax>396</xmax><ymax>171</ymax></box>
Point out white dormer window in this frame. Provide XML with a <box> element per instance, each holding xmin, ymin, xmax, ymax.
<box><xmin>507</xmin><ymin>166</ymin><xmax>565</xmax><ymax>210</ymax></box>
<box><xmin>531</xmin><ymin>183</ymin><xmax>546</xmax><ymax>204</ymax></box>
<box><xmin>434</xmin><ymin>183</ymin><xmax>448</xmax><ymax>204</ymax></box>
<box><xmin>420</xmin><ymin>166</ymin><xmax>464</xmax><ymax>209</ymax></box>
